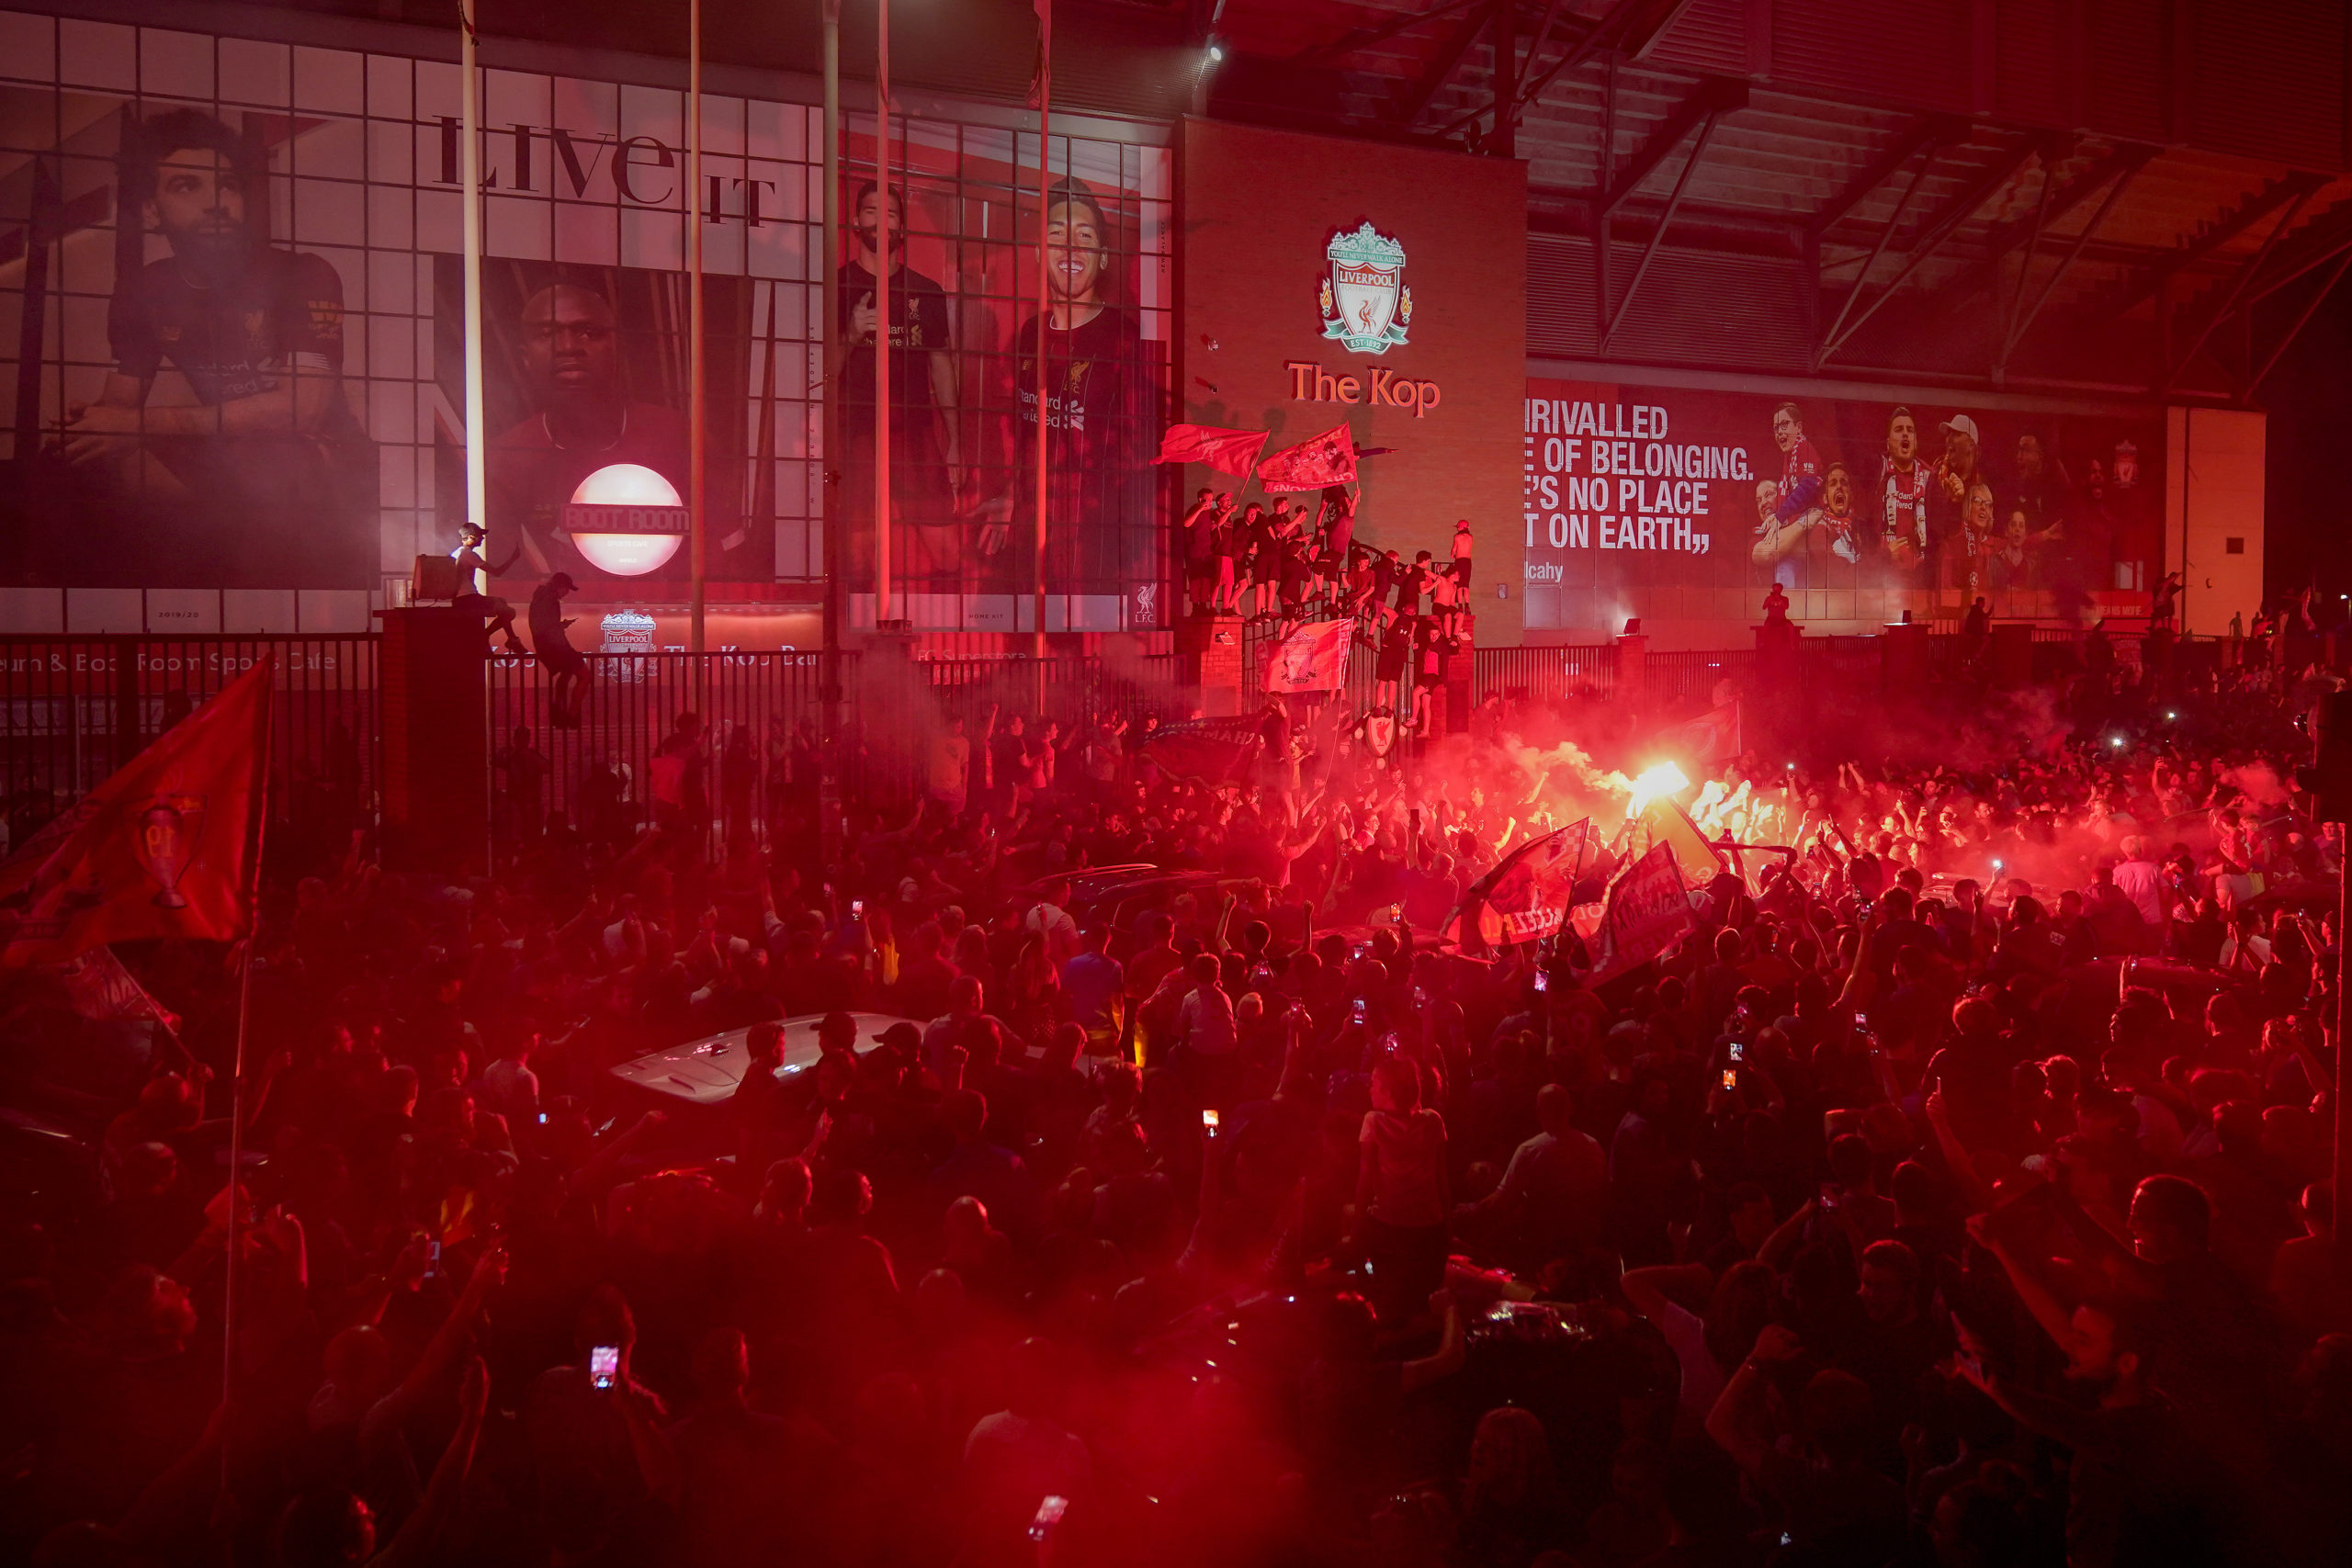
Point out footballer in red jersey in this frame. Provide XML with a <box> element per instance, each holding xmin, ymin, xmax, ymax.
<box><xmin>1000</xmin><ymin>180</ymin><xmax>1157</xmax><ymax>593</ymax></box>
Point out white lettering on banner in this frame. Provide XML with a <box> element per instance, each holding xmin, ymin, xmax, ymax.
<box><xmin>1598</xmin><ymin>843</ymin><xmax>1696</xmax><ymax>979</ymax></box>
<box><xmin>1520</xmin><ymin>420</ymin><xmax>1736</xmax><ymax>559</ymax></box>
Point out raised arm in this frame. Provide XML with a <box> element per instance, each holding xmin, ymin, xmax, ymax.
<box><xmin>1398</xmin><ymin>1294</ymin><xmax>1465</xmax><ymax>1393</ymax></box>
<box><xmin>378</xmin><ymin>1358</ymin><xmax>490</xmax><ymax>1568</ymax></box>
<box><xmin>1705</xmin><ymin>1323</ymin><xmax>1803</xmax><ymax>1474</ymax></box>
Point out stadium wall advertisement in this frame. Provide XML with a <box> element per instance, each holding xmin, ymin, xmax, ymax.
<box><xmin>1521</xmin><ymin>375</ymin><xmax>2168</xmax><ymax>646</ymax></box>
<box><xmin>0</xmin><ymin>7</ymin><xmax>1170</xmax><ymax>639</ymax></box>
<box><xmin>1179</xmin><ymin>117</ymin><xmax>1528</xmax><ymax>644</ymax></box>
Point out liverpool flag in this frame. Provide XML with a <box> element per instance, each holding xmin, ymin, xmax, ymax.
<box><xmin>1255</xmin><ymin>423</ymin><xmax>1358</xmax><ymax>492</ymax></box>
<box><xmin>1153</xmin><ymin>423</ymin><xmax>1271</xmax><ymax>477</ymax></box>
<box><xmin>1</xmin><ymin>657</ymin><xmax>273</xmax><ymax>965</ymax></box>
<box><xmin>1265</xmin><ymin>619</ymin><xmax>1351</xmax><ymax>694</ymax></box>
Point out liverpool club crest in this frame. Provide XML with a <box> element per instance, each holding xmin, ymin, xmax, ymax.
<box><xmin>1318</xmin><ymin>221</ymin><xmax>1410</xmax><ymax>355</ymax></box>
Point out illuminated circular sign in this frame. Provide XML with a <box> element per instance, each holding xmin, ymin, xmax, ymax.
<box><xmin>563</xmin><ymin>464</ymin><xmax>686</xmax><ymax>576</ymax></box>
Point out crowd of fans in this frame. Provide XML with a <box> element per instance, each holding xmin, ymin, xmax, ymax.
<box><xmin>6</xmin><ymin>630</ymin><xmax>2352</xmax><ymax>1568</ymax></box>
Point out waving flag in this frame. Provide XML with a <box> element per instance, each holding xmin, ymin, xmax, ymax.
<box><xmin>1651</xmin><ymin>698</ymin><xmax>1742</xmax><ymax>767</ymax></box>
<box><xmin>1265</xmin><ymin>620</ymin><xmax>1351</xmax><ymax>694</ymax></box>
<box><xmin>1142</xmin><ymin>716</ymin><xmax>1263</xmax><ymax>786</ymax></box>
<box><xmin>1593</xmin><ymin>841</ymin><xmax>1697</xmax><ymax>981</ymax></box>
<box><xmin>1</xmin><ymin>658</ymin><xmax>273</xmax><ymax>966</ymax></box>
<box><xmin>1256</xmin><ymin>423</ymin><xmax>1357</xmax><ymax>493</ymax></box>
<box><xmin>1443</xmin><ymin>819</ymin><xmax>1590</xmax><ymax>955</ymax></box>
<box><xmin>1154</xmin><ymin>423</ymin><xmax>1271</xmax><ymax>477</ymax></box>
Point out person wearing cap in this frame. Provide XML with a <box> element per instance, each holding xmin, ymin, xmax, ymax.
<box><xmin>819</xmin><ymin>1011</ymin><xmax>865</xmax><ymax>1059</ymax></box>
<box><xmin>527</xmin><ymin>570</ymin><xmax>589</xmax><ymax>729</ymax></box>
<box><xmin>871</xmin><ymin>1020</ymin><xmax>923</xmax><ymax>1058</ymax></box>
<box><xmin>1933</xmin><ymin>412</ymin><xmax>1987</xmax><ymax>591</ymax></box>
<box><xmin>1023</xmin><ymin>879</ymin><xmax>1080</xmax><ymax>967</ymax></box>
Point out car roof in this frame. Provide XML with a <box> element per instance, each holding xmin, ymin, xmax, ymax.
<box><xmin>608</xmin><ymin>1010</ymin><xmax>923</xmax><ymax>1108</ymax></box>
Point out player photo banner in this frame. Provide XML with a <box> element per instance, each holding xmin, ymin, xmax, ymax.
<box><xmin>1521</xmin><ymin>378</ymin><xmax>2165</xmax><ymax>639</ymax></box>
<box><xmin>432</xmin><ymin>259</ymin><xmax>763</xmax><ymax>594</ymax></box>
<box><xmin>835</xmin><ymin>128</ymin><xmax>1171</xmax><ymax>604</ymax></box>
<box><xmin>3</xmin><ymin>99</ymin><xmax>379</xmax><ymax>591</ymax></box>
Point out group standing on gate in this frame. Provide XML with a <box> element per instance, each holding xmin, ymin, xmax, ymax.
<box><xmin>1181</xmin><ymin>486</ymin><xmax>1477</xmax><ymax>722</ymax></box>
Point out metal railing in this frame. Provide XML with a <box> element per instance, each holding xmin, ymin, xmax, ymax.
<box><xmin>1</xmin><ymin>635</ymin><xmax>379</xmax><ymax>874</ymax></box>
<box><xmin>480</xmin><ymin>647</ymin><xmax>1200</xmax><ymax>859</ymax></box>
<box><xmin>8</xmin><ymin>623</ymin><xmax>2248</xmax><ymax>869</ymax></box>
<box><xmin>1476</xmin><ymin>643</ymin><xmax>1617</xmax><ymax>703</ymax></box>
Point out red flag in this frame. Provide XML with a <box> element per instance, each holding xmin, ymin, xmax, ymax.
<box><xmin>1255</xmin><ymin>423</ymin><xmax>1357</xmax><ymax>493</ymax></box>
<box><xmin>1</xmin><ymin>658</ymin><xmax>273</xmax><ymax>965</ymax></box>
<box><xmin>1593</xmin><ymin>841</ymin><xmax>1697</xmax><ymax>981</ymax></box>
<box><xmin>1027</xmin><ymin>0</ymin><xmax>1052</xmax><ymax>107</ymax></box>
<box><xmin>1444</xmin><ymin>819</ymin><xmax>1589</xmax><ymax>955</ymax></box>
<box><xmin>53</xmin><ymin>945</ymin><xmax>183</xmax><ymax>1037</ymax></box>
<box><xmin>1141</xmin><ymin>716</ymin><xmax>1262</xmax><ymax>786</ymax></box>
<box><xmin>1264</xmin><ymin>619</ymin><xmax>1351</xmax><ymax>694</ymax></box>
<box><xmin>1651</xmin><ymin>698</ymin><xmax>1742</xmax><ymax>766</ymax></box>
<box><xmin>1153</xmin><ymin>423</ymin><xmax>1270</xmax><ymax>477</ymax></box>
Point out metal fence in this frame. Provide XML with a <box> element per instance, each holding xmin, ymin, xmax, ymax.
<box><xmin>8</xmin><ymin>624</ymin><xmax>2238</xmax><ymax>867</ymax></box>
<box><xmin>481</xmin><ymin>647</ymin><xmax>1200</xmax><ymax>857</ymax></box>
<box><xmin>1475</xmin><ymin>643</ymin><xmax>1617</xmax><ymax>702</ymax></box>
<box><xmin>1</xmin><ymin>635</ymin><xmax>378</xmax><ymax>872</ymax></box>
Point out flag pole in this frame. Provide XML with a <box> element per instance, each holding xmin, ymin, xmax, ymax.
<box><xmin>873</xmin><ymin>0</ymin><xmax>892</xmax><ymax>629</ymax></box>
<box><xmin>1033</xmin><ymin>0</ymin><xmax>1052</xmax><ymax>687</ymax></box>
<box><xmin>820</xmin><ymin>0</ymin><xmax>843</xmax><ymax>866</ymax></box>
<box><xmin>687</xmin><ymin>0</ymin><xmax>707</xmax><ymax>654</ymax></box>
<box><xmin>458</xmin><ymin>0</ymin><xmax>485</xmax><ymax>535</ymax></box>
<box><xmin>218</xmin><ymin>656</ymin><xmax>275</xmax><ymax>1442</ymax></box>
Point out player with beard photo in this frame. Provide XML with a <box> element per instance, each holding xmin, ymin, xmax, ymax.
<box><xmin>996</xmin><ymin>178</ymin><xmax>1156</xmax><ymax>592</ymax></box>
<box><xmin>1818</xmin><ymin>459</ymin><xmax>1861</xmax><ymax>565</ymax></box>
<box><xmin>837</xmin><ymin>180</ymin><xmax>962</xmax><ymax>587</ymax></box>
<box><xmin>53</xmin><ymin>108</ymin><xmax>372</xmax><ymax>586</ymax></box>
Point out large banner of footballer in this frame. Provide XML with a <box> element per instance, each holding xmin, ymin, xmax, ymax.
<box><xmin>4</xmin><ymin>98</ymin><xmax>378</xmax><ymax>590</ymax></box>
<box><xmin>832</xmin><ymin>121</ymin><xmax>1170</xmax><ymax>606</ymax></box>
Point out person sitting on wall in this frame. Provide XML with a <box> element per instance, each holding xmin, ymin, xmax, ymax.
<box><xmin>529</xmin><ymin>571</ymin><xmax>590</xmax><ymax>730</ymax></box>
<box><xmin>453</xmin><ymin>523</ymin><xmax>524</xmax><ymax>655</ymax></box>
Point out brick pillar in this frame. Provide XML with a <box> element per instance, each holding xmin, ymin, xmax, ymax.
<box><xmin>381</xmin><ymin>606</ymin><xmax>487</xmax><ymax>875</ymax></box>
<box><xmin>1883</xmin><ymin>619</ymin><xmax>1928</xmax><ymax>690</ymax></box>
<box><xmin>1987</xmin><ymin>621</ymin><xmax>2032</xmax><ymax>686</ymax></box>
<box><xmin>1178</xmin><ymin>614</ymin><xmax>1247</xmax><ymax>716</ymax></box>
<box><xmin>1614</xmin><ymin>631</ymin><xmax>1649</xmax><ymax>710</ymax></box>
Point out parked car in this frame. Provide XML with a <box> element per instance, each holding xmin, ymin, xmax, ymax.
<box><xmin>609</xmin><ymin>1010</ymin><xmax>922</xmax><ymax>1110</ymax></box>
<box><xmin>1015</xmin><ymin>865</ymin><xmax>1239</xmax><ymax>961</ymax></box>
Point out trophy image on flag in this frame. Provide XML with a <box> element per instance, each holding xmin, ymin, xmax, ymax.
<box><xmin>136</xmin><ymin>792</ymin><xmax>207</xmax><ymax>909</ymax></box>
